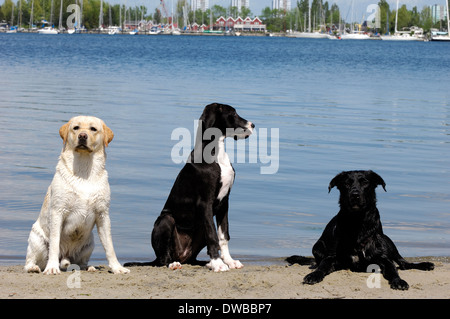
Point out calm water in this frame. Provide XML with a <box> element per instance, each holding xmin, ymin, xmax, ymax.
<box><xmin>0</xmin><ymin>33</ymin><xmax>449</xmax><ymax>266</ymax></box>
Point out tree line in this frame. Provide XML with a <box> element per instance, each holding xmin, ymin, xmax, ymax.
<box><xmin>0</xmin><ymin>0</ymin><xmax>448</xmax><ymax>33</ymax></box>
<box><xmin>262</xmin><ymin>0</ymin><xmax>448</xmax><ymax>34</ymax></box>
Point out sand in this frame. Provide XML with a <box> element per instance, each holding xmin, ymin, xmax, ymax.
<box><xmin>1</xmin><ymin>257</ymin><xmax>449</xmax><ymax>300</ymax></box>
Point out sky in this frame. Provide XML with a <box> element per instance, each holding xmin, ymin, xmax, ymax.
<box><xmin>124</xmin><ymin>1</ymin><xmax>445</xmax><ymax>18</ymax></box>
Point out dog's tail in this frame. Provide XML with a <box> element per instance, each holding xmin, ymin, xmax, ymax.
<box><xmin>285</xmin><ymin>255</ymin><xmax>315</xmax><ymax>266</ymax></box>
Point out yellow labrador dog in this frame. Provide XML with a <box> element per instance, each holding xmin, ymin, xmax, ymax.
<box><xmin>24</xmin><ymin>116</ymin><xmax>130</xmax><ymax>275</ymax></box>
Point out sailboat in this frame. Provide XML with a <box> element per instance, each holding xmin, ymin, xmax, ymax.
<box><xmin>431</xmin><ymin>0</ymin><xmax>450</xmax><ymax>41</ymax></box>
<box><xmin>381</xmin><ymin>0</ymin><xmax>421</xmax><ymax>41</ymax></box>
<box><xmin>340</xmin><ymin>0</ymin><xmax>370</xmax><ymax>39</ymax></box>
<box><xmin>6</xmin><ymin>3</ymin><xmax>17</xmax><ymax>33</ymax></box>
<box><xmin>290</xmin><ymin>0</ymin><xmax>328</xmax><ymax>38</ymax></box>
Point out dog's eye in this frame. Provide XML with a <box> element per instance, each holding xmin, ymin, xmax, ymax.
<box><xmin>90</xmin><ymin>127</ymin><xmax>97</xmax><ymax>132</ymax></box>
<box><xmin>360</xmin><ymin>178</ymin><xmax>369</xmax><ymax>185</ymax></box>
<box><xmin>73</xmin><ymin>126</ymin><xmax>79</xmax><ymax>131</ymax></box>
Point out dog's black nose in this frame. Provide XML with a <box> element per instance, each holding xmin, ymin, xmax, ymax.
<box><xmin>251</xmin><ymin>123</ymin><xmax>255</xmax><ymax>128</ymax></box>
<box><xmin>78</xmin><ymin>133</ymin><xmax>88</xmax><ymax>141</ymax></box>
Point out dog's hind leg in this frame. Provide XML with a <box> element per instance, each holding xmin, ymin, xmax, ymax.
<box><xmin>286</xmin><ymin>255</ymin><xmax>315</xmax><ymax>266</ymax></box>
<box><xmin>383</xmin><ymin>234</ymin><xmax>434</xmax><ymax>271</ymax></box>
<box><xmin>24</xmin><ymin>227</ymin><xmax>48</xmax><ymax>273</ymax></box>
<box><xmin>73</xmin><ymin>233</ymin><xmax>96</xmax><ymax>271</ymax></box>
<box><xmin>395</xmin><ymin>256</ymin><xmax>434</xmax><ymax>271</ymax></box>
<box><xmin>151</xmin><ymin>214</ymin><xmax>178</xmax><ymax>267</ymax></box>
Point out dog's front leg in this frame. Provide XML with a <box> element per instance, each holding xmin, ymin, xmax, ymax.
<box><xmin>43</xmin><ymin>210</ymin><xmax>63</xmax><ymax>275</ymax></box>
<box><xmin>96</xmin><ymin>212</ymin><xmax>130</xmax><ymax>274</ymax></box>
<box><xmin>303</xmin><ymin>256</ymin><xmax>337</xmax><ymax>284</ymax></box>
<box><xmin>216</xmin><ymin>200</ymin><xmax>243</xmax><ymax>269</ymax></box>
<box><xmin>203</xmin><ymin>205</ymin><xmax>229</xmax><ymax>272</ymax></box>
<box><xmin>376</xmin><ymin>257</ymin><xmax>409</xmax><ymax>290</ymax></box>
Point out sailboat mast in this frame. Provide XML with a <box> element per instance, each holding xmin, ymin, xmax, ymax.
<box><xmin>447</xmin><ymin>0</ymin><xmax>450</xmax><ymax>35</ymax></box>
<box><xmin>394</xmin><ymin>0</ymin><xmax>399</xmax><ymax>34</ymax></box>
<box><xmin>99</xmin><ymin>0</ymin><xmax>103</xmax><ymax>28</ymax></box>
<box><xmin>30</xmin><ymin>0</ymin><xmax>34</xmax><ymax>29</ymax></box>
<box><xmin>58</xmin><ymin>0</ymin><xmax>63</xmax><ymax>29</ymax></box>
<box><xmin>308</xmin><ymin>0</ymin><xmax>311</xmax><ymax>32</ymax></box>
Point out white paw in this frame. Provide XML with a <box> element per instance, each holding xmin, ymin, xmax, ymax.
<box><xmin>87</xmin><ymin>266</ymin><xmax>97</xmax><ymax>272</ymax></box>
<box><xmin>60</xmin><ymin>258</ymin><xmax>70</xmax><ymax>270</ymax></box>
<box><xmin>224</xmin><ymin>258</ymin><xmax>244</xmax><ymax>269</ymax></box>
<box><xmin>207</xmin><ymin>258</ymin><xmax>230</xmax><ymax>272</ymax></box>
<box><xmin>111</xmin><ymin>266</ymin><xmax>130</xmax><ymax>274</ymax></box>
<box><xmin>169</xmin><ymin>262</ymin><xmax>182</xmax><ymax>270</ymax></box>
<box><xmin>43</xmin><ymin>263</ymin><xmax>61</xmax><ymax>275</ymax></box>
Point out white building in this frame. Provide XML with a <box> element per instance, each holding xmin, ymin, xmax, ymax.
<box><xmin>191</xmin><ymin>0</ymin><xmax>209</xmax><ymax>12</ymax></box>
<box><xmin>232</xmin><ymin>0</ymin><xmax>250</xmax><ymax>9</ymax></box>
<box><xmin>272</xmin><ymin>0</ymin><xmax>291</xmax><ymax>11</ymax></box>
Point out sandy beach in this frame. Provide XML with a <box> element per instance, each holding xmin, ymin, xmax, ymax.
<box><xmin>1</xmin><ymin>257</ymin><xmax>448</xmax><ymax>300</ymax></box>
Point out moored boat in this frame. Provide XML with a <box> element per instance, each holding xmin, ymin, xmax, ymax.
<box><xmin>38</xmin><ymin>26</ymin><xmax>58</xmax><ymax>34</ymax></box>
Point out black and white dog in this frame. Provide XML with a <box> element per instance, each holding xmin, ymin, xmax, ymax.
<box><xmin>287</xmin><ymin>170</ymin><xmax>434</xmax><ymax>290</ymax></box>
<box><xmin>125</xmin><ymin>103</ymin><xmax>254</xmax><ymax>272</ymax></box>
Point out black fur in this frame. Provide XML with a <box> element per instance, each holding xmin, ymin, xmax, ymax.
<box><xmin>125</xmin><ymin>103</ymin><xmax>254</xmax><ymax>268</ymax></box>
<box><xmin>287</xmin><ymin>170</ymin><xmax>434</xmax><ymax>290</ymax></box>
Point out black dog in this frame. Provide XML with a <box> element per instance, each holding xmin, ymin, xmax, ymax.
<box><xmin>125</xmin><ymin>103</ymin><xmax>254</xmax><ymax>271</ymax></box>
<box><xmin>287</xmin><ymin>170</ymin><xmax>434</xmax><ymax>290</ymax></box>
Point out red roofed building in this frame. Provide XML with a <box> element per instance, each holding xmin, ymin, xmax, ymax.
<box><xmin>215</xmin><ymin>16</ymin><xmax>266</xmax><ymax>32</ymax></box>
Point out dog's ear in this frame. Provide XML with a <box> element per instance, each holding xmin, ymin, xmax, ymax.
<box><xmin>368</xmin><ymin>170</ymin><xmax>387</xmax><ymax>192</ymax></box>
<box><xmin>102</xmin><ymin>123</ymin><xmax>114</xmax><ymax>147</ymax></box>
<box><xmin>59</xmin><ymin>121</ymin><xmax>70</xmax><ymax>144</ymax></box>
<box><xmin>328</xmin><ymin>172</ymin><xmax>345</xmax><ymax>193</ymax></box>
<box><xmin>201</xmin><ymin>103</ymin><xmax>222</xmax><ymax>129</ymax></box>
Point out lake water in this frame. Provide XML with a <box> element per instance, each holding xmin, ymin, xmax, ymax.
<box><xmin>0</xmin><ymin>33</ymin><xmax>449</xmax><ymax>266</ymax></box>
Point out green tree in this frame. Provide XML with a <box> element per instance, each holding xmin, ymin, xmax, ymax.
<box><xmin>397</xmin><ymin>4</ymin><xmax>411</xmax><ymax>30</ymax></box>
<box><xmin>1</xmin><ymin>0</ymin><xmax>15</xmax><ymax>25</ymax></box>
<box><xmin>378</xmin><ymin>0</ymin><xmax>390</xmax><ymax>34</ymax></box>
<box><xmin>419</xmin><ymin>5</ymin><xmax>433</xmax><ymax>32</ymax></box>
<box><xmin>240</xmin><ymin>6</ymin><xmax>251</xmax><ymax>18</ymax></box>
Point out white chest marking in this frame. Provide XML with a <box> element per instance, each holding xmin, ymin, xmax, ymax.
<box><xmin>217</xmin><ymin>137</ymin><xmax>234</xmax><ymax>201</ymax></box>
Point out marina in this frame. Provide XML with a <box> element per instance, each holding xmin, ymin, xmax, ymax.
<box><xmin>1</xmin><ymin>0</ymin><xmax>449</xmax><ymax>41</ymax></box>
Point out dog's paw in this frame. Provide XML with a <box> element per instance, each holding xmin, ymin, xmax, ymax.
<box><xmin>390</xmin><ymin>278</ymin><xmax>409</xmax><ymax>290</ymax></box>
<box><xmin>60</xmin><ymin>258</ymin><xmax>70</xmax><ymax>270</ymax></box>
<box><xmin>43</xmin><ymin>263</ymin><xmax>61</xmax><ymax>275</ymax></box>
<box><xmin>111</xmin><ymin>266</ymin><xmax>130</xmax><ymax>274</ymax></box>
<box><xmin>420</xmin><ymin>262</ymin><xmax>435</xmax><ymax>271</ymax></box>
<box><xmin>87</xmin><ymin>266</ymin><xmax>97</xmax><ymax>272</ymax></box>
<box><xmin>303</xmin><ymin>271</ymin><xmax>324</xmax><ymax>285</ymax></box>
<box><xmin>25</xmin><ymin>265</ymin><xmax>41</xmax><ymax>273</ymax></box>
<box><xmin>207</xmin><ymin>258</ymin><xmax>230</xmax><ymax>272</ymax></box>
<box><xmin>169</xmin><ymin>262</ymin><xmax>182</xmax><ymax>270</ymax></box>
<box><xmin>224</xmin><ymin>258</ymin><xmax>244</xmax><ymax>269</ymax></box>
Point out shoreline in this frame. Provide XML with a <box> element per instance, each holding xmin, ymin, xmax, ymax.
<box><xmin>1</xmin><ymin>256</ymin><xmax>448</xmax><ymax>299</ymax></box>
